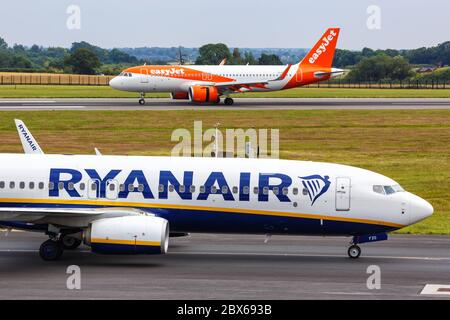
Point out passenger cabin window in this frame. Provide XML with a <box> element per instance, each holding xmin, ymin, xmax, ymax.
<box><xmin>39</xmin><ymin>182</ymin><xmax>44</xmax><ymax>190</ymax></box>
<box><xmin>20</xmin><ymin>182</ymin><xmax>25</xmax><ymax>189</ymax></box>
<box><xmin>0</xmin><ymin>181</ymin><xmax>5</xmax><ymax>189</ymax></box>
<box><xmin>29</xmin><ymin>182</ymin><xmax>35</xmax><ymax>190</ymax></box>
<box><xmin>10</xmin><ymin>181</ymin><xmax>15</xmax><ymax>189</ymax></box>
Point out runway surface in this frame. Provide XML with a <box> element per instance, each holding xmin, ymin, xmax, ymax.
<box><xmin>0</xmin><ymin>232</ymin><xmax>449</xmax><ymax>299</ymax></box>
<box><xmin>1</xmin><ymin>98</ymin><xmax>450</xmax><ymax>111</ymax></box>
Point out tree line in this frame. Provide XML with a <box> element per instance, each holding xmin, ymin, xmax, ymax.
<box><xmin>1</xmin><ymin>36</ymin><xmax>449</xmax><ymax>81</ymax></box>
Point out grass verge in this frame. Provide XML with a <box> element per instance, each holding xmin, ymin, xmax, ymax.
<box><xmin>0</xmin><ymin>85</ymin><xmax>450</xmax><ymax>98</ymax></box>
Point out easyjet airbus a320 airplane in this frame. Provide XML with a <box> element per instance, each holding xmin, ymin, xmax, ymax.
<box><xmin>109</xmin><ymin>28</ymin><xmax>344</xmax><ymax>105</ymax></box>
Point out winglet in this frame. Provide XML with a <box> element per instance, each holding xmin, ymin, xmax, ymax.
<box><xmin>300</xmin><ymin>28</ymin><xmax>340</xmax><ymax>67</ymax></box>
<box><xmin>14</xmin><ymin>119</ymin><xmax>44</xmax><ymax>154</ymax></box>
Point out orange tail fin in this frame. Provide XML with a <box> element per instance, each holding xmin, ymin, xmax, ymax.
<box><xmin>300</xmin><ymin>28</ymin><xmax>340</xmax><ymax>67</ymax></box>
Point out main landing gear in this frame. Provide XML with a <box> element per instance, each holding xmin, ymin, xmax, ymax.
<box><xmin>39</xmin><ymin>233</ymin><xmax>82</xmax><ymax>261</ymax></box>
<box><xmin>139</xmin><ymin>92</ymin><xmax>145</xmax><ymax>105</ymax></box>
<box><xmin>224</xmin><ymin>97</ymin><xmax>234</xmax><ymax>106</ymax></box>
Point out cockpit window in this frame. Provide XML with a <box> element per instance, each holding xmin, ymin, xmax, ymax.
<box><xmin>373</xmin><ymin>185</ymin><xmax>385</xmax><ymax>194</ymax></box>
<box><xmin>373</xmin><ymin>184</ymin><xmax>405</xmax><ymax>195</ymax></box>
<box><xmin>384</xmin><ymin>186</ymin><xmax>396</xmax><ymax>195</ymax></box>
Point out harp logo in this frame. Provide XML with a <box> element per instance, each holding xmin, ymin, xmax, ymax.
<box><xmin>299</xmin><ymin>175</ymin><xmax>331</xmax><ymax>205</ymax></box>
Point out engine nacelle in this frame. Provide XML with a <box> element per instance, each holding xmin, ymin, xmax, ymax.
<box><xmin>170</xmin><ymin>92</ymin><xmax>189</xmax><ymax>100</ymax></box>
<box><xmin>189</xmin><ymin>85</ymin><xmax>219</xmax><ymax>103</ymax></box>
<box><xmin>84</xmin><ymin>216</ymin><xmax>169</xmax><ymax>255</ymax></box>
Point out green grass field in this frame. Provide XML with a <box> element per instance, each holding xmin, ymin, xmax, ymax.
<box><xmin>0</xmin><ymin>85</ymin><xmax>450</xmax><ymax>98</ymax></box>
<box><xmin>0</xmin><ymin>109</ymin><xmax>448</xmax><ymax>235</ymax></box>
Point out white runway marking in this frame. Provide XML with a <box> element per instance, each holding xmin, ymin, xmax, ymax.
<box><xmin>392</xmin><ymin>102</ymin><xmax>450</xmax><ymax>105</ymax></box>
<box><xmin>0</xmin><ymin>100</ymin><xmax>56</xmax><ymax>104</ymax></box>
<box><xmin>169</xmin><ymin>251</ymin><xmax>450</xmax><ymax>261</ymax></box>
<box><xmin>2</xmin><ymin>249</ymin><xmax>447</xmax><ymax>262</ymax></box>
<box><xmin>0</xmin><ymin>105</ymin><xmax>85</xmax><ymax>109</ymax></box>
<box><xmin>421</xmin><ymin>284</ymin><xmax>450</xmax><ymax>295</ymax></box>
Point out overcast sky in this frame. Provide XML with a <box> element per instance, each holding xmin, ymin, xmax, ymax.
<box><xmin>1</xmin><ymin>0</ymin><xmax>449</xmax><ymax>50</ymax></box>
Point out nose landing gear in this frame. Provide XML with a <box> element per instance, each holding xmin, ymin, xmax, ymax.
<box><xmin>139</xmin><ymin>92</ymin><xmax>145</xmax><ymax>105</ymax></box>
<box><xmin>347</xmin><ymin>233</ymin><xmax>388</xmax><ymax>259</ymax></box>
<box><xmin>347</xmin><ymin>244</ymin><xmax>361</xmax><ymax>259</ymax></box>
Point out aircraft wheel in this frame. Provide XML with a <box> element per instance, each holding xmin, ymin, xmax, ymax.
<box><xmin>347</xmin><ymin>244</ymin><xmax>361</xmax><ymax>259</ymax></box>
<box><xmin>139</xmin><ymin>98</ymin><xmax>145</xmax><ymax>105</ymax></box>
<box><xmin>60</xmin><ymin>235</ymin><xmax>82</xmax><ymax>250</ymax></box>
<box><xmin>224</xmin><ymin>97</ymin><xmax>234</xmax><ymax>106</ymax></box>
<box><xmin>215</xmin><ymin>97</ymin><xmax>221</xmax><ymax>104</ymax></box>
<box><xmin>39</xmin><ymin>240</ymin><xmax>63</xmax><ymax>261</ymax></box>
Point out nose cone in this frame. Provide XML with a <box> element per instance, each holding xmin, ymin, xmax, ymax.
<box><xmin>410</xmin><ymin>193</ymin><xmax>433</xmax><ymax>224</ymax></box>
<box><xmin>109</xmin><ymin>77</ymin><xmax>120</xmax><ymax>90</ymax></box>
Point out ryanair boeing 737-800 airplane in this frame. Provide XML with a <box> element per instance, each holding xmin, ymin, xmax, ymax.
<box><xmin>0</xmin><ymin>122</ymin><xmax>433</xmax><ymax>261</ymax></box>
<box><xmin>109</xmin><ymin>28</ymin><xmax>344</xmax><ymax>105</ymax></box>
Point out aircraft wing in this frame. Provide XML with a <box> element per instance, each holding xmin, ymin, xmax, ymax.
<box><xmin>0</xmin><ymin>207</ymin><xmax>146</xmax><ymax>223</ymax></box>
<box><xmin>213</xmin><ymin>64</ymin><xmax>292</xmax><ymax>93</ymax></box>
<box><xmin>14</xmin><ymin>119</ymin><xmax>44</xmax><ymax>154</ymax></box>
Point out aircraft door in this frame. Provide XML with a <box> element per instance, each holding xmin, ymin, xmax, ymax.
<box><xmin>335</xmin><ymin>177</ymin><xmax>351</xmax><ymax>211</ymax></box>
<box><xmin>87</xmin><ymin>179</ymin><xmax>99</xmax><ymax>199</ymax></box>
<box><xmin>140</xmin><ymin>68</ymin><xmax>149</xmax><ymax>83</ymax></box>
<box><xmin>106</xmin><ymin>179</ymin><xmax>119</xmax><ymax>200</ymax></box>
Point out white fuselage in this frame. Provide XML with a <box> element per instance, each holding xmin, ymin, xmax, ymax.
<box><xmin>0</xmin><ymin>154</ymin><xmax>432</xmax><ymax>236</ymax></box>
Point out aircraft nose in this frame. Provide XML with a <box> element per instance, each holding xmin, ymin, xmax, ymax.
<box><xmin>109</xmin><ymin>77</ymin><xmax>120</xmax><ymax>89</ymax></box>
<box><xmin>410</xmin><ymin>193</ymin><xmax>433</xmax><ymax>224</ymax></box>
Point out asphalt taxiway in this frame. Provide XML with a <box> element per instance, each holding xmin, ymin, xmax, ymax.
<box><xmin>0</xmin><ymin>232</ymin><xmax>449</xmax><ymax>299</ymax></box>
<box><xmin>1</xmin><ymin>98</ymin><xmax>450</xmax><ymax>111</ymax></box>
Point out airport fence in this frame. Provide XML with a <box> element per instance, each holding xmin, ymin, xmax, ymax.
<box><xmin>304</xmin><ymin>79</ymin><xmax>449</xmax><ymax>89</ymax></box>
<box><xmin>0</xmin><ymin>72</ymin><xmax>449</xmax><ymax>89</ymax></box>
<box><xmin>0</xmin><ymin>72</ymin><xmax>115</xmax><ymax>86</ymax></box>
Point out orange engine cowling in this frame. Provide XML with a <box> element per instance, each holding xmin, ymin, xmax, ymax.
<box><xmin>188</xmin><ymin>86</ymin><xmax>219</xmax><ymax>103</ymax></box>
<box><xmin>170</xmin><ymin>92</ymin><xmax>189</xmax><ymax>100</ymax></box>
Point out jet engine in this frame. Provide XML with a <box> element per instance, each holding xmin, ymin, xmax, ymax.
<box><xmin>188</xmin><ymin>85</ymin><xmax>219</xmax><ymax>103</ymax></box>
<box><xmin>84</xmin><ymin>215</ymin><xmax>169</xmax><ymax>255</ymax></box>
<box><xmin>170</xmin><ymin>92</ymin><xmax>189</xmax><ymax>100</ymax></box>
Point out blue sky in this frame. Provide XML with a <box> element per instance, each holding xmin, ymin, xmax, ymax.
<box><xmin>1</xmin><ymin>0</ymin><xmax>449</xmax><ymax>49</ymax></box>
